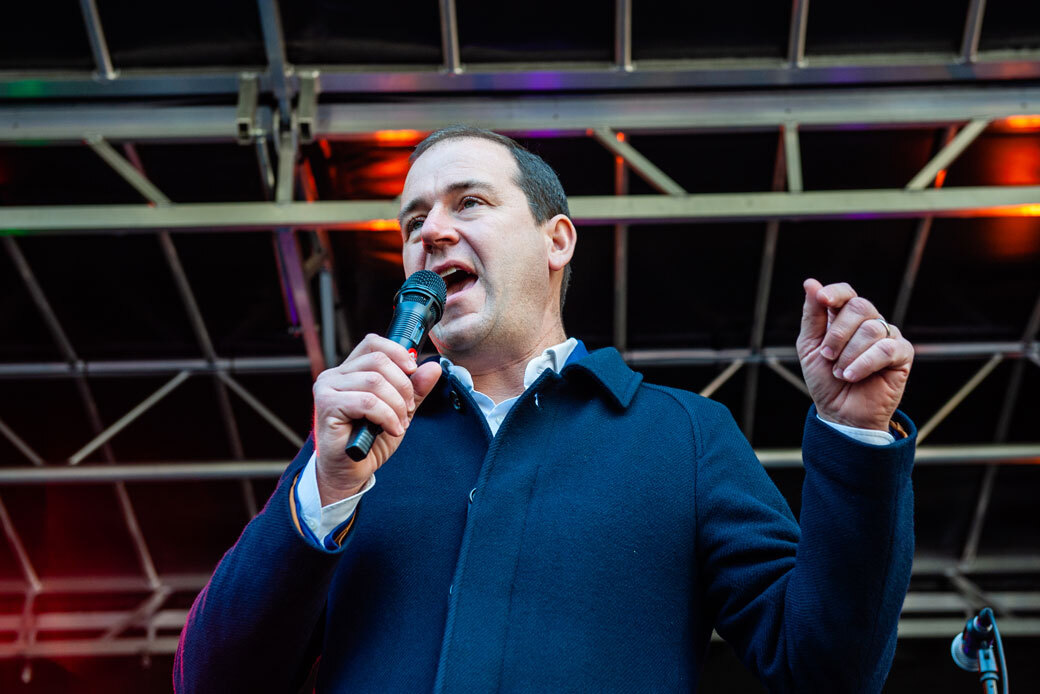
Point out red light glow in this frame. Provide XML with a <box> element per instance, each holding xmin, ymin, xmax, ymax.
<box><xmin>373</xmin><ymin>130</ymin><xmax>426</xmax><ymax>146</ymax></box>
<box><xmin>364</xmin><ymin>219</ymin><xmax>401</xmax><ymax>231</ymax></box>
<box><xmin>1003</xmin><ymin>115</ymin><xmax>1040</xmax><ymax>131</ymax></box>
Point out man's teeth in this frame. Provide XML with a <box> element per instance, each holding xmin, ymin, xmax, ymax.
<box><xmin>438</xmin><ymin>267</ymin><xmax>463</xmax><ymax>279</ymax></box>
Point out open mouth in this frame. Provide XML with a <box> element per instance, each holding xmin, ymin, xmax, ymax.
<box><xmin>438</xmin><ymin>266</ymin><xmax>478</xmax><ymax>298</ymax></box>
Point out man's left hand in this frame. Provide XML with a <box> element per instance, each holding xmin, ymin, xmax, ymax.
<box><xmin>797</xmin><ymin>278</ymin><xmax>914</xmax><ymax>432</ymax></box>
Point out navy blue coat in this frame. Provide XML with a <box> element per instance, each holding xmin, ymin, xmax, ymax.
<box><xmin>175</xmin><ymin>345</ymin><xmax>915</xmax><ymax>693</ymax></box>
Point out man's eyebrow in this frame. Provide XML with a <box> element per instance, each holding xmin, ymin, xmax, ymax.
<box><xmin>398</xmin><ymin>180</ymin><xmax>498</xmax><ymax>226</ymax></box>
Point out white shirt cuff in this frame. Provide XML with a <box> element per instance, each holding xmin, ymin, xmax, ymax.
<box><xmin>816</xmin><ymin>414</ymin><xmax>896</xmax><ymax>446</ymax></box>
<box><xmin>298</xmin><ymin>451</ymin><xmax>375</xmax><ymax>541</ymax></box>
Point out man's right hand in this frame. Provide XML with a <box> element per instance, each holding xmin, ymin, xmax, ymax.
<box><xmin>312</xmin><ymin>334</ymin><xmax>443</xmax><ymax>506</ymax></box>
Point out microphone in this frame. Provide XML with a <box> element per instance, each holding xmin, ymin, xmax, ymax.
<box><xmin>344</xmin><ymin>270</ymin><xmax>447</xmax><ymax>462</ymax></box>
<box><xmin>951</xmin><ymin>607</ymin><xmax>995</xmax><ymax>672</ymax></box>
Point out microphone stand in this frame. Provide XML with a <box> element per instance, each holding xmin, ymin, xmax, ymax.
<box><xmin>952</xmin><ymin>606</ymin><xmax>1009</xmax><ymax>694</ymax></box>
<box><xmin>976</xmin><ymin>641</ymin><xmax>1000</xmax><ymax>694</ymax></box>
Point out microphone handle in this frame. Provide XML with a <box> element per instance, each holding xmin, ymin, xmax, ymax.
<box><xmin>344</xmin><ymin>307</ymin><xmax>432</xmax><ymax>462</ymax></box>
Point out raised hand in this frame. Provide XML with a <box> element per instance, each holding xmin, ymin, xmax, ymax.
<box><xmin>796</xmin><ymin>278</ymin><xmax>914</xmax><ymax>432</ymax></box>
<box><xmin>312</xmin><ymin>334</ymin><xmax>443</xmax><ymax>505</ymax></box>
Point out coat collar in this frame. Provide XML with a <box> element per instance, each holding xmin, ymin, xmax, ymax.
<box><xmin>561</xmin><ymin>340</ymin><xmax>643</xmax><ymax>409</ymax></box>
<box><xmin>429</xmin><ymin>339</ymin><xmax>643</xmax><ymax>410</ymax></box>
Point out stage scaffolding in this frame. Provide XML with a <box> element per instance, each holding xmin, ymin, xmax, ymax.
<box><xmin>0</xmin><ymin>0</ymin><xmax>1038</xmax><ymax>674</ymax></box>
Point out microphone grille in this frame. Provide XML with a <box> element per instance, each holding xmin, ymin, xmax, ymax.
<box><xmin>404</xmin><ymin>270</ymin><xmax>448</xmax><ymax>307</ymax></box>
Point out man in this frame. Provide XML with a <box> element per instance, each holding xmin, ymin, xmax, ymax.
<box><xmin>175</xmin><ymin>126</ymin><xmax>916</xmax><ymax>693</ymax></box>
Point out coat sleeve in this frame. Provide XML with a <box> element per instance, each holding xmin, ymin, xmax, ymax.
<box><xmin>173</xmin><ymin>435</ymin><xmax>354</xmax><ymax>693</ymax></box>
<box><xmin>694</xmin><ymin>402</ymin><xmax>915</xmax><ymax>694</ymax></box>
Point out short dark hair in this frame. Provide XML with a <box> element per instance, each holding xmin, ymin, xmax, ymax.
<box><xmin>410</xmin><ymin>125</ymin><xmax>573</xmax><ymax>315</ymax></box>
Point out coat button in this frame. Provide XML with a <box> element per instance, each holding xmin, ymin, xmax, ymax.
<box><xmin>469</xmin><ymin>487</ymin><xmax>476</xmax><ymax>503</ymax></box>
<box><xmin>449</xmin><ymin>391</ymin><xmax>462</xmax><ymax>411</ymax></box>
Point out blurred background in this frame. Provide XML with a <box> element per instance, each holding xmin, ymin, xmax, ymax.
<box><xmin>1</xmin><ymin>1</ymin><xmax>1038</xmax><ymax>691</ymax></box>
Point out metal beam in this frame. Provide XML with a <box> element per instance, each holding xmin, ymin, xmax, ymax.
<box><xmin>276</xmin><ymin>230</ymin><xmax>325</xmax><ymax>378</ymax></box>
<box><xmin>755</xmin><ymin>443</ymin><xmax>1040</xmax><ymax>468</ymax></box>
<box><xmin>0</xmin><ymin>555</ymin><xmax>1030</xmax><ymax>596</ymax></box>
<box><xmin>67</xmin><ymin>370</ymin><xmax>191</xmax><ymax>465</ymax></box>
<box><xmin>86</xmin><ymin>137</ymin><xmax>170</xmax><ymax>204</ymax></box>
<box><xmin>1</xmin><ymin>444</ymin><xmax>1037</xmax><ymax>483</ymax></box>
<box><xmin>615</xmin><ymin>0</ymin><xmax>633</xmax><ymax>72</ymax></box>
<box><xmin>891</xmin><ymin>216</ymin><xmax>933</xmax><ymax>327</ymax></box>
<box><xmin>439</xmin><ymin>0</ymin><xmax>461</xmax><ymax>74</ymax></box>
<box><xmin>76</xmin><ymin>0</ymin><xmax>116</xmax><ymax>81</ymax></box>
<box><xmin>3</xmin><ymin>87</ymin><xmax>1039</xmax><ymax>143</ymax></box>
<box><xmin>298</xmin><ymin>160</ymin><xmax>354</xmax><ymax>360</ymax></box>
<box><xmin>906</xmin><ymin>118</ymin><xmax>990</xmax><ymax>190</ymax></box>
<box><xmin>0</xmin><ymin>105</ymin><xmax>269</xmax><ymax>143</ymax></box>
<box><xmin>5</xmin><ymin>51</ymin><xmax>1040</xmax><ymax>99</ymax></box>
<box><xmin>216</xmin><ymin>371</ymin><xmax>305</xmax><ymax>448</ymax></box>
<box><xmin>787</xmin><ymin>0</ymin><xmax>810</xmax><ymax>68</ymax></box>
<box><xmin>1</xmin><ymin>342</ymin><xmax>1027</xmax><ymax>379</ymax></box>
<box><xmin>917</xmin><ymin>353</ymin><xmax>1004</xmax><ymax>443</ymax></box>
<box><xmin>256</xmin><ymin>0</ymin><xmax>292</xmax><ymax>126</ymax></box>
<box><xmin>764</xmin><ymin>357</ymin><xmax>811</xmax><ymax>397</ymax></box>
<box><xmin>743</xmin><ymin>132</ymin><xmax>788</xmax><ymax>439</ymax></box>
<box><xmin>0</xmin><ymin>636</ymin><xmax>182</xmax><ymax>659</ymax></box>
<box><xmin>0</xmin><ymin>461</ymin><xmax>289</xmax><ymax>484</ymax></box>
<box><xmin>0</xmin><ymin>355</ymin><xmax>310</xmax><ymax>378</ymax></box>
<box><xmin>0</xmin><ymin>417</ymin><xmax>44</xmax><ymax>466</ymax></box>
<box><xmin>960</xmin><ymin>0</ymin><xmax>988</xmax><ymax>64</ymax></box>
<box><xmin>273</xmin><ymin>128</ymin><xmax>325</xmax><ymax>378</ymax></box>
<box><xmin>310</xmin><ymin>87</ymin><xmax>1040</xmax><ymax>136</ymax></box>
<box><xmin>590</xmin><ymin>128</ymin><xmax>685</xmax><ymax>194</ymax></box>
<box><xmin>782</xmin><ymin>122</ymin><xmax>803</xmax><ymax>193</ymax></box>
<box><xmin>7</xmin><ymin>185</ymin><xmax>1040</xmax><ymax>233</ymax></box>
<box><xmin>897</xmin><ymin>617</ymin><xmax>1040</xmax><ymax>639</ymax></box>
<box><xmin>235</xmin><ymin>74</ymin><xmax>260</xmax><ymax>143</ymax></box>
<box><xmin>613</xmin><ymin>147</ymin><xmax>629</xmax><ymax>351</ymax></box>
<box><xmin>891</xmin><ymin>125</ymin><xmax>957</xmax><ymax>325</ymax></box>
<box><xmin>0</xmin><ymin>497</ymin><xmax>41</xmax><ymax>593</ymax></box>
<box><xmin>699</xmin><ymin>360</ymin><xmax>745</xmax><ymax>399</ymax></box>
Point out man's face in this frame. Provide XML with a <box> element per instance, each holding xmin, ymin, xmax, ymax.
<box><xmin>399</xmin><ymin>137</ymin><xmax>554</xmax><ymax>355</ymax></box>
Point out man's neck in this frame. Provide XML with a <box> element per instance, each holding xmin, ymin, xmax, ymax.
<box><xmin>450</xmin><ymin>324</ymin><xmax>567</xmax><ymax>404</ymax></box>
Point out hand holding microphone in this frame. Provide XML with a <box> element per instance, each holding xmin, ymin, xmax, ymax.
<box><xmin>311</xmin><ymin>271</ymin><xmax>447</xmax><ymax>506</ymax></box>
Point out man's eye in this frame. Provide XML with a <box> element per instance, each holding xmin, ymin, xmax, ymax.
<box><xmin>407</xmin><ymin>217</ymin><xmax>424</xmax><ymax>234</ymax></box>
<box><xmin>460</xmin><ymin>197</ymin><xmax>480</xmax><ymax>209</ymax></box>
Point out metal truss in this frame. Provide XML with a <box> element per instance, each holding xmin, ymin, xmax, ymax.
<box><xmin>1</xmin><ymin>0</ymin><xmax>1039</xmax><ymax>669</ymax></box>
<box><xmin>2</xmin><ymin>553</ymin><xmax>1039</xmax><ymax>660</ymax></box>
<box><xmin>6</xmin><ymin>84</ymin><xmax>1040</xmax><ymax>142</ymax></box>
<box><xmin>4</xmin><ymin>54</ymin><xmax>1040</xmax><ymax>102</ymax></box>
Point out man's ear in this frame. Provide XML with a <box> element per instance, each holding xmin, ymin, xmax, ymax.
<box><xmin>546</xmin><ymin>214</ymin><xmax>577</xmax><ymax>272</ymax></box>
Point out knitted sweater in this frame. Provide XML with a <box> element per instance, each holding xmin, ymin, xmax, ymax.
<box><xmin>174</xmin><ymin>346</ymin><xmax>915</xmax><ymax>693</ymax></box>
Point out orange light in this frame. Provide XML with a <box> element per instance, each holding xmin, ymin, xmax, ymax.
<box><xmin>1008</xmin><ymin>204</ymin><xmax>1040</xmax><ymax>216</ymax></box>
<box><xmin>1003</xmin><ymin>115</ymin><xmax>1040</xmax><ymax>131</ymax></box>
<box><xmin>373</xmin><ymin>129</ymin><xmax>426</xmax><ymax>146</ymax></box>
<box><xmin>318</xmin><ymin>139</ymin><xmax>332</xmax><ymax>158</ymax></box>
<box><xmin>364</xmin><ymin>219</ymin><xmax>401</xmax><ymax>231</ymax></box>
<box><xmin>616</xmin><ymin>132</ymin><xmax>626</xmax><ymax>142</ymax></box>
<box><xmin>933</xmin><ymin>169</ymin><xmax>947</xmax><ymax>188</ymax></box>
<box><xmin>976</xmin><ymin>204</ymin><xmax>1040</xmax><ymax>218</ymax></box>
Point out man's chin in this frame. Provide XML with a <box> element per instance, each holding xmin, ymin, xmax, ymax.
<box><xmin>431</xmin><ymin>314</ymin><xmax>487</xmax><ymax>354</ymax></box>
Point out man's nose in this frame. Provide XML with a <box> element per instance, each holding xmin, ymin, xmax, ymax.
<box><xmin>420</xmin><ymin>205</ymin><xmax>459</xmax><ymax>251</ymax></box>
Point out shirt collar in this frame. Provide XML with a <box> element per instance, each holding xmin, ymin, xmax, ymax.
<box><xmin>440</xmin><ymin>337</ymin><xmax>580</xmax><ymax>397</ymax></box>
<box><xmin>436</xmin><ymin>338</ymin><xmax>642</xmax><ymax>410</ymax></box>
